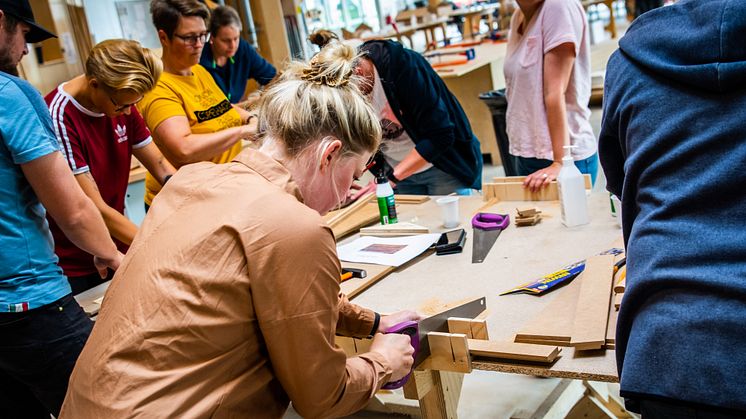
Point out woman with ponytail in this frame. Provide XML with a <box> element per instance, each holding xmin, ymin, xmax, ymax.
<box><xmin>59</xmin><ymin>41</ymin><xmax>419</xmax><ymax>419</ymax></box>
<box><xmin>310</xmin><ymin>30</ymin><xmax>483</xmax><ymax>196</ymax></box>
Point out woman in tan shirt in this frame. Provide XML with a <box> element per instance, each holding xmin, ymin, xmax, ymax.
<box><xmin>60</xmin><ymin>41</ymin><xmax>417</xmax><ymax>418</ymax></box>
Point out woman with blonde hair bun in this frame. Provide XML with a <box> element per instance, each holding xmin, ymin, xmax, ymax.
<box><xmin>44</xmin><ymin>39</ymin><xmax>175</xmax><ymax>294</ymax></box>
<box><xmin>59</xmin><ymin>42</ymin><xmax>419</xmax><ymax>419</ymax></box>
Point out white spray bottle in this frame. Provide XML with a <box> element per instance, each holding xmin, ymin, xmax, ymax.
<box><xmin>557</xmin><ymin>145</ymin><xmax>589</xmax><ymax>227</ymax></box>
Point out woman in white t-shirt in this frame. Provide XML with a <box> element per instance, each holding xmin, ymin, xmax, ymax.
<box><xmin>504</xmin><ymin>0</ymin><xmax>598</xmax><ymax>191</ymax></box>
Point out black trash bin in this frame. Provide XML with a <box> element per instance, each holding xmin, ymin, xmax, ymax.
<box><xmin>479</xmin><ymin>89</ymin><xmax>517</xmax><ymax>176</ymax></box>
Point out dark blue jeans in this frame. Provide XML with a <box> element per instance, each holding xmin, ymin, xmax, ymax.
<box><xmin>0</xmin><ymin>293</ymin><xmax>93</xmax><ymax>418</ymax></box>
<box><xmin>512</xmin><ymin>153</ymin><xmax>599</xmax><ymax>186</ymax></box>
<box><xmin>394</xmin><ymin>166</ymin><xmax>473</xmax><ymax>195</ymax></box>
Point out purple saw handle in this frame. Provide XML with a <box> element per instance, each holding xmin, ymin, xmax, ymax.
<box><xmin>381</xmin><ymin>320</ymin><xmax>419</xmax><ymax>390</ymax></box>
<box><xmin>471</xmin><ymin>212</ymin><xmax>510</xmax><ymax>230</ymax></box>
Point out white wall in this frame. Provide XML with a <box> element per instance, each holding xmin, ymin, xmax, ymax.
<box><xmin>83</xmin><ymin>0</ymin><xmax>159</xmax><ymax>49</ymax></box>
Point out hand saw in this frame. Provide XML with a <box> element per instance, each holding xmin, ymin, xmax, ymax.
<box><xmin>381</xmin><ymin>296</ymin><xmax>487</xmax><ymax>389</ymax></box>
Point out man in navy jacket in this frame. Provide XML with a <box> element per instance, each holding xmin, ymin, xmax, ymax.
<box><xmin>599</xmin><ymin>0</ymin><xmax>746</xmax><ymax>416</ymax></box>
<box><xmin>359</xmin><ymin>40</ymin><xmax>483</xmax><ymax>193</ymax></box>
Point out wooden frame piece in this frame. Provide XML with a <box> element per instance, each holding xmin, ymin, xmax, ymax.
<box><xmin>447</xmin><ymin>317</ymin><xmax>489</xmax><ymax>340</ymax></box>
<box><xmin>570</xmin><ymin>255</ymin><xmax>615</xmax><ymax>350</ymax></box>
<box><xmin>468</xmin><ymin>340</ymin><xmax>561</xmax><ymax>364</ymax></box>
<box><xmin>483</xmin><ymin>175</ymin><xmax>592</xmax><ymax>202</ymax></box>
<box><xmin>427</xmin><ymin>332</ymin><xmax>472</xmax><ymax>373</ymax></box>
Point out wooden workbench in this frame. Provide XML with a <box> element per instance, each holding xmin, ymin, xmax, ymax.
<box><xmin>436</xmin><ymin>41</ymin><xmax>508</xmax><ymax>166</ymax></box>
<box><xmin>346</xmin><ymin>192</ymin><xmax>622</xmax><ymax>416</ymax></box>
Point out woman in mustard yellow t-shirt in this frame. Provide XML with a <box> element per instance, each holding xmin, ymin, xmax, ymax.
<box><xmin>138</xmin><ymin>0</ymin><xmax>256</xmax><ymax>208</ymax></box>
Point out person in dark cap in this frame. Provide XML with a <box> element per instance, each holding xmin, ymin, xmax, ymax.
<box><xmin>0</xmin><ymin>1</ymin><xmax>123</xmax><ymax>417</ymax></box>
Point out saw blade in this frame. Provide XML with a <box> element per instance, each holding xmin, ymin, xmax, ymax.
<box><xmin>472</xmin><ymin>228</ymin><xmax>503</xmax><ymax>263</ymax></box>
<box><xmin>413</xmin><ymin>297</ymin><xmax>487</xmax><ymax>367</ymax></box>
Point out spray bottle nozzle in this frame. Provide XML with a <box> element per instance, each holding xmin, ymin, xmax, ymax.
<box><xmin>562</xmin><ymin>145</ymin><xmax>577</xmax><ymax>164</ymax></box>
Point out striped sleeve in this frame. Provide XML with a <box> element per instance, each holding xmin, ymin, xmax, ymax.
<box><xmin>47</xmin><ymin>91</ymin><xmax>90</xmax><ymax>175</ymax></box>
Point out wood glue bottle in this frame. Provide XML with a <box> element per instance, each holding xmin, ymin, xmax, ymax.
<box><xmin>557</xmin><ymin>145</ymin><xmax>589</xmax><ymax>227</ymax></box>
<box><xmin>376</xmin><ymin>175</ymin><xmax>398</xmax><ymax>225</ymax></box>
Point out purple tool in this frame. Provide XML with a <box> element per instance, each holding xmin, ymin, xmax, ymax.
<box><xmin>381</xmin><ymin>321</ymin><xmax>419</xmax><ymax>389</ymax></box>
<box><xmin>471</xmin><ymin>212</ymin><xmax>510</xmax><ymax>263</ymax></box>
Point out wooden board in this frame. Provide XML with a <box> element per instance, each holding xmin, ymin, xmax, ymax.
<box><xmin>340</xmin><ymin>262</ymin><xmax>395</xmax><ymax>299</ymax></box>
<box><xmin>514</xmin><ymin>273</ymin><xmax>583</xmax><ymax>344</ymax></box>
<box><xmin>323</xmin><ymin>200</ymin><xmax>379</xmax><ymax>239</ymax></box>
<box><xmin>366</xmin><ymin>194</ymin><xmax>430</xmax><ymax>205</ymax></box>
<box><xmin>468</xmin><ymin>340</ymin><xmax>561</xmax><ymax>364</ymax></box>
<box><xmin>570</xmin><ymin>255</ymin><xmax>615</xmax><ymax>350</ymax></box>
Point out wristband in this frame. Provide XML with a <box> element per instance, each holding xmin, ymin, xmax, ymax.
<box><xmin>369</xmin><ymin>312</ymin><xmax>381</xmax><ymax>337</ymax></box>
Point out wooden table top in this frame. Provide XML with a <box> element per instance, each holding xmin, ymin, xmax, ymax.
<box><xmin>435</xmin><ymin>40</ymin><xmax>508</xmax><ymax>78</ymax></box>
<box><xmin>347</xmin><ymin>192</ymin><xmax>622</xmax><ymax>382</ymax></box>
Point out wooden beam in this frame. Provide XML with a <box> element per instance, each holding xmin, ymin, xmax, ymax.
<box><xmin>428</xmin><ymin>332</ymin><xmax>472</xmax><ymax>373</ymax></box>
<box><xmin>447</xmin><ymin>317</ymin><xmax>489</xmax><ymax>340</ymax></box>
<box><xmin>417</xmin><ymin>371</ymin><xmax>464</xmax><ymax>419</ymax></box>
<box><xmin>570</xmin><ymin>255</ymin><xmax>615</xmax><ymax>350</ymax></box>
<box><xmin>468</xmin><ymin>340</ymin><xmax>561</xmax><ymax>364</ymax></box>
<box><xmin>514</xmin><ymin>273</ymin><xmax>582</xmax><ymax>344</ymax></box>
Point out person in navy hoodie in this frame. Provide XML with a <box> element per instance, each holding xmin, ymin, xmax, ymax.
<box><xmin>599</xmin><ymin>0</ymin><xmax>746</xmax><ymax>416</ymax></box>
<box><xmin>199</xmin><ymin>5</ymin><xmax>276</xmax><ymax>106</ymax></box>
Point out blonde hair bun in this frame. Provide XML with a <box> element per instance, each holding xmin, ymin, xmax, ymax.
<box><xmin>308</xmin><ymin>29</ymin><xmax>339</xmax><ymax>49</ymax></box>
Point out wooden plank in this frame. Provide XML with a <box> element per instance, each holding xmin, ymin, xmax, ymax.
<box><xmin>447</xmin><ymin>317</ymin><xmax>488</xmax><ymax>339</ymax></box>
<box><xmin>514</xmin><ymin>273</ymin><xmax>583</xmax><ymax>343</ymax></box>
<box><xmin>428</xmin><ymin>332</ymin><xmax>472</xmax><ymax>373</ymax></box>
<box><xmin>326</xmin><ymin>192</ymin><xmax>375</xmax><ymax>226</ymax></box>
<box><xmin>570</xmin><ymin>255</ymin><xmax>615</xmax><ymax>350</ymax></box>
<box><xmin>468</xmin><ymin>340</ymin><xmax>561</xmax><ymax>364</ymax></box>
<box><xmin>367</xmin><ymin>194</ymin><xmax>430</xmax><ymax>205</ymax></box>
<box><xmin>417</xmin><ymin>371</ymin><xmax>464</xmax><ymax>419</ymax></box>
<box><xmin>403</xmin><ymin>369</ymin><xmax>434</xmax><ymax>400</ymax></box>
<box><xmin>324</xmin><ymin>202</ymin><xmax>379</xmax><ymax>239</ymax></box>
<box><xmin>340</xmin><ymin>263</ymin><xmax>396</xmax><ymax>299</ymax></box>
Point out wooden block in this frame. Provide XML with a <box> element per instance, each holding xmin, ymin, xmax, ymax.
<box><xmin>468</xmin><ymin>340</ymin><xmax>561</xmax><ymax>363</ymax></box>
<box><xmin>447</xmin><ymin>317</ymin><xmax>489</xmax><ymax>340</ymax></box>
<box><xmin>394</xmin><ymin>195</ymin><xmax>430</xmax><ymax>204</ymax></box>
<box><xmin>427</xmin><ymin>332</ymin><xmax>472</xmax><ymax>373</ymax></box>
<box><xmin>516</xmin><ymin>207</ymin><xmax>541</xmax><ymax>217</ymax></box>
<box><xmin>514</xmin><ymin>274</ymin><xmax>583</xmax><ymax>344</ymax></box>
<box><xmin>570</xmin><ymin>255</ymin><xmax>615</xmax><ymax>350</ymax></box>
<box><xmin>403</xmin><ymin>370</ymin><xmax>434</xmax><ymax>400</ymax></box>
<box><xmin>515</xmin><ymin>214</ymin><xmax>541</xmax><ymax>226</ymax></box>
<box><xmin>340</xmin><ymin>263</ymin><xmax>396</xmax><ymax>299</ymax></box>
<box><xmin>418</xmin><ymin>371</ymin><xmax>464</xmax><ymax>419</ymax></box>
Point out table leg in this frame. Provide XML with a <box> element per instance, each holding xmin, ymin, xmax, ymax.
<box><xmin>407</xmin><ymin>370</ymin><xmax>464</xmax><ymax>419</ymax></box>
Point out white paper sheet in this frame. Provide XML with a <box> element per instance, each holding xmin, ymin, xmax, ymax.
<box><xmin>337</xmin><ymin>234</ymin><xmax>441</xmax><ymax>267</ymax></box>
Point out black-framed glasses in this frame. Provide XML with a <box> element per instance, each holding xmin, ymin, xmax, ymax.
<box><xmin>109</xmin><ymin>94</ymin><xmax>143</xmax><ymax>113</ymax></box>
<box><xmin>173</xmin><ymin>32</ymin><xmax>211</xmax><ymax>46</ymax></box>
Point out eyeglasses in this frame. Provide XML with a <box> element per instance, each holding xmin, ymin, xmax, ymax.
<box><xmin>173</xmin><ymin>32</ymin><xmax>211</xmax><ymax>46</ymax></box>
<box><xmin>109</xmin><ymin>94</ymin><xmax>143</xmax><ymax>113</ymax></box>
